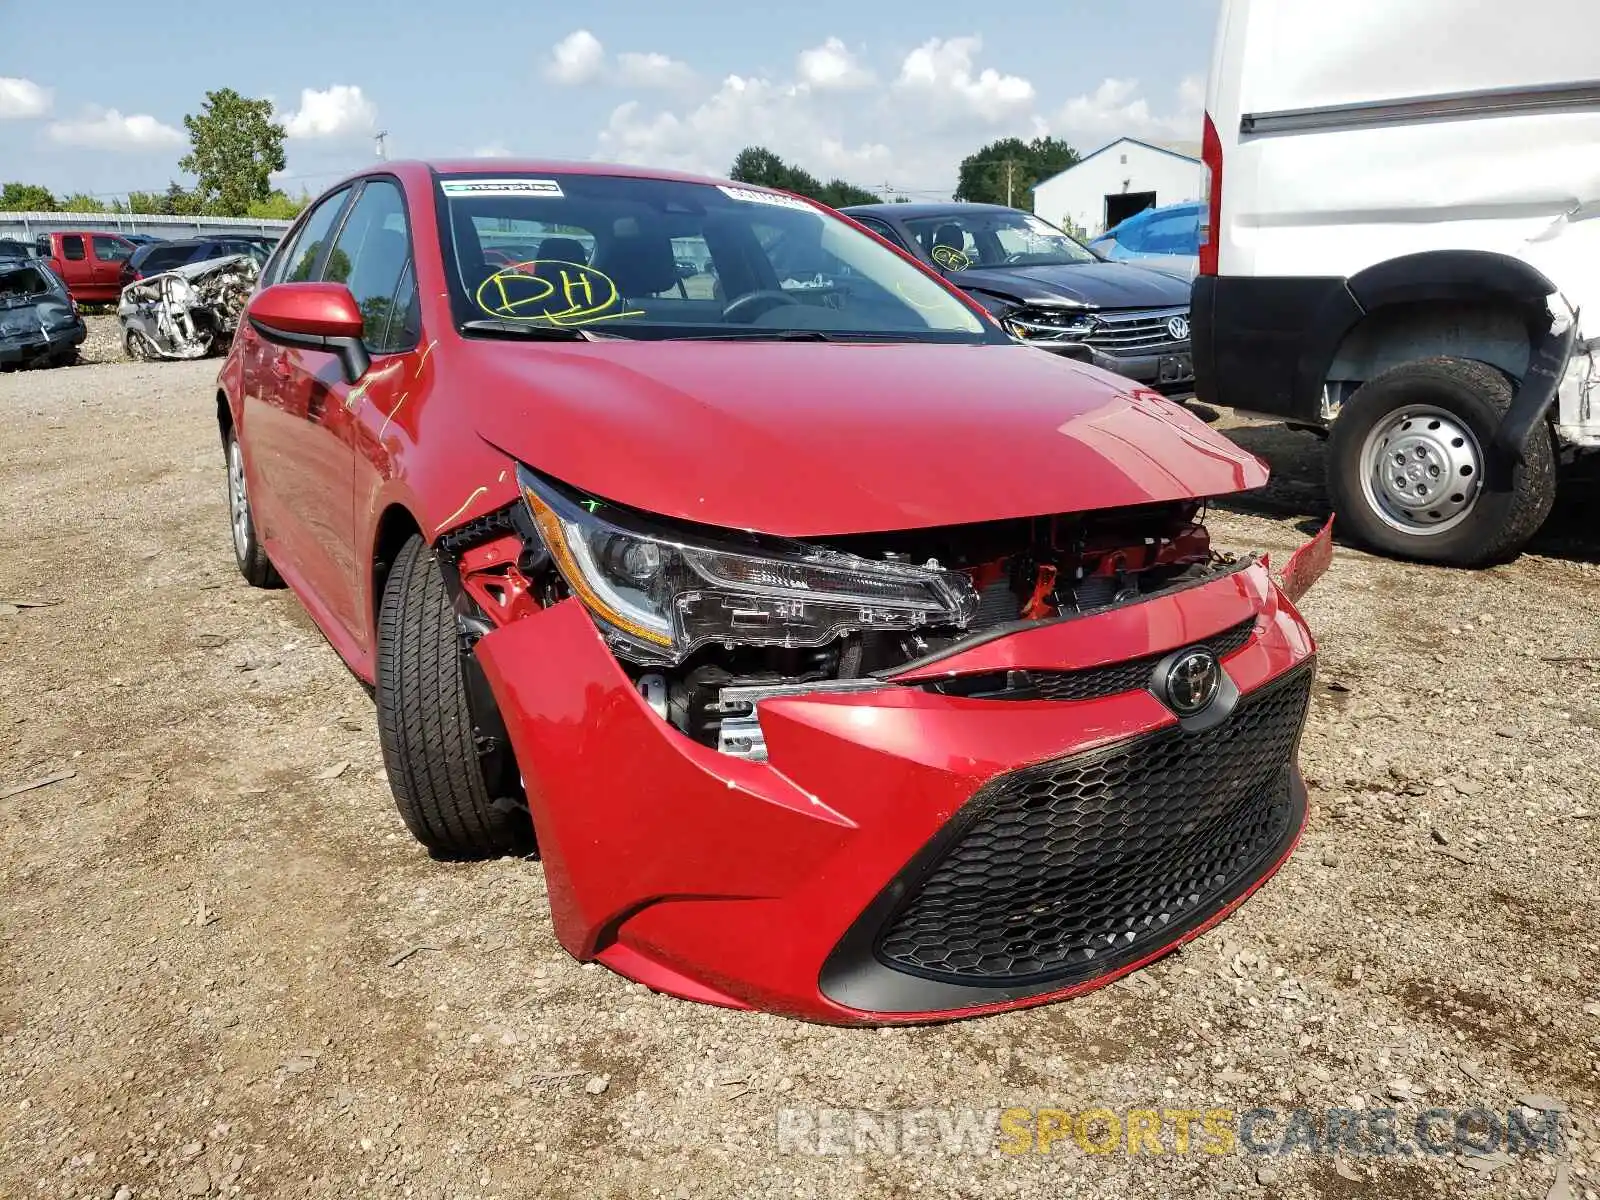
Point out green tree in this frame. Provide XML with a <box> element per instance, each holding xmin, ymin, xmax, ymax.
<box><xmin>61</xmin><ymin>193</ymin><xmax>110</xmax><ymax>213</ymax></box>
<box><xmin>1</xmin><ymin>182</ymin><xmax>58</xmax><ymax>210</ymax></box>
<box><xmin>728</xmin><ymin>146</ymin><xmax>880</xmax><ymax>209</ymax></box>
<box><xmin>179</xmin><ymin>88</ymin><xmax>287</xmax><ymax>217</ymax></box>
<box><xmin>814</xmin><ymin>179</ymin><xmax>881</xmax><ymax>208</ymax></box>
<box><xmin>953</xmin><ymin>137</ymin><xmax>1080</xmax><ymax>211</ymax></box>
<box><xmin>125</xmin><ymin>182</ymin><xmax>204</xmax><ymax>216</ymax></box>
<box><xmin>246</xmin><ymin>189</ymin><xmax>311</xmax><ymax>220</ymax></box>
<box><xmin>163</xmin><ymin>181</ymin><xmax>205</xmax><ymax>216</ymax></box>
<box><xmin>729</xmin><ymin>146</ymin><xmax>790</xmax><ymax>190</ymax></box>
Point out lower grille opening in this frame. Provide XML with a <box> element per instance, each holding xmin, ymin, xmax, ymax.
<box><xmin>873</xmin><ymin>663</ymin><xmax>1312</xmax><ymax>987</ymax></box>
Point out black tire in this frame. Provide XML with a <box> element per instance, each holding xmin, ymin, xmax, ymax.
<box><xmin>224</xmin><ymin>428</ymin><xmax>281</xmax><ymax>587</ymax></box>
<box><xmin>123</xmin><ymin>329</ymin><xmax>145</xmax><ymax>361</ymax></box>
<box><xmin>375</xmin><ymin>535</ymin><xmax>533</xmax><ymax>859</ymax></box>
<box><xmin>1327</xmin><ymin>356</ymin><xmax>1556</xmax><ymax>567</ymax></box>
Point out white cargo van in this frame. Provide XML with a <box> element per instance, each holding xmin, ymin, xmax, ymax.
<box><xmin>1193</xmin><ymin>0</ymin><xmax>1598</xmax><ymax>565</ymax></box>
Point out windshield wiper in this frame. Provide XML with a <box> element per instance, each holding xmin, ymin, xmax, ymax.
<box><xmin>459</xmin><ymin>318</ymin><xmax>612</xmax><ymax>341</ymax></box>
<box><xmin>689</xmin><ymin>328</ymin><xmax>840</xmax><ymax>342</ymax></box>
<box><xmin>688</xmin><ymin>329</ymin><xmax>938</xmax><ymax>343</ymax></box>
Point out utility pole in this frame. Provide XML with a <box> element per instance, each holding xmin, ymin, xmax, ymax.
<box><xmin>374</xmin><ymin>131</ymin><xmax>389</xmax><ymax>160</ymax></box>
<box><xmin>1005</xmin><ymin>159</ymin><xmax>1015</xmax><ymax>207</ymax></box>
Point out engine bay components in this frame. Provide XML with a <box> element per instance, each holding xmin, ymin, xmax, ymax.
<box><xmin>503</xmin><ymin>468</ymin><xmax>1235</xmax><ymax>758</ymax></box>
<box><xmin>119</xmin><ymin>254</ymin><xmax>259</xmax><ymax>361</ymax></box>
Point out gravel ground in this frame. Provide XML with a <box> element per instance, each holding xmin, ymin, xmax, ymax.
<box><xmin>77</xmin><ymin>313</ymin><xmax>130</xmax><ymax>365</ymax></box>
<box><xmin>1</xmin><ymin>354</ymin><xmax>1597</xmax><ymax>1200</ymax></box>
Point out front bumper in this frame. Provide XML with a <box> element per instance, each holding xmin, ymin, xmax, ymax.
<box><xmin>475</xmin><ymin>558</ymin><xmax>1317</xmax><ymax>1025</ymax></box>
<box><xmin>1027</xmin><ymin>339</ymin><xmax>1195</xmax><ymax>392</ymax></box>
<box><xmin>0</xmin><ymin>319</ymin><xmax>86</xmax><ymax>366</ymax></box>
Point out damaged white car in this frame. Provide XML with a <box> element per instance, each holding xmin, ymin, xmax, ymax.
<box><xmin>119</xmin><ymin>255</ymin><xmax>259</xmax><ymax>360</ymax></box>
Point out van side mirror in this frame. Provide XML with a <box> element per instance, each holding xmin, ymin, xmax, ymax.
<box><xmin>247</xmin><ymin>282</ymin><xmax>370</xmax><ymax>384</ymax></box>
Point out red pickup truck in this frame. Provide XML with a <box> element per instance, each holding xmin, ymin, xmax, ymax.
<box><xmin>35</xmin><ymin>231</ymin><xmax>137</xmax><ymax>303</ymax></box>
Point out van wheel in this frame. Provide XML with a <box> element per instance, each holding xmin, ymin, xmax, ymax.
<box><xmin>226</xmin><ymin>429</ymin><xmax>281</xmax><ymax>587</ymax></box>
<box><xmin>1327</xmin><ymin>357</ymin><xmax>1555</xmax><ymax>567</ymax></box>
<box><xmin>375</xmin><ymin>535</ymin><xmax>534</xmax><ymax>860</ymax></box>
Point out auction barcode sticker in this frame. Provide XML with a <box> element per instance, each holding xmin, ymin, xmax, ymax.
<box><xmin>718</xmin><ymin>185</ymin><xmax>813</xmax><ymax>211</ymax></box>
<box><xmin>440</xmin><ymin>178</ymin><xmax>564</xmax><ymax>198</ymax></box>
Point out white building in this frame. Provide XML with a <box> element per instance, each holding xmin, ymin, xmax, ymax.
<box><xmin>1031</xmin><ymin>138</ymin><xmax>1203</xmax><ymax>239</ymax></box>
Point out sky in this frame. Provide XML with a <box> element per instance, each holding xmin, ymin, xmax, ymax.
<box><xmin>0</xmin><ymin>0</ymin><xmax>1219</xmax><ymax>203</ymax></box>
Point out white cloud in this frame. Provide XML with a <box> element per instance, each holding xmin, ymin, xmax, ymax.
<box><xmin>617</xmin><ymin>51</ymin><xmax>695</xmax><ymax>90</ymax></box>
<box><xmin>474</xmin><ymin>142</ymin><xmax>513</xmax><ymax>157</ymax></box>
<box><xmin>895</xmin><ymin>37</ymin><xmax>1034</xmax><ymax>123</ymax></box>
<box><xmin>281</xmin><ymin>85</ymin><xmax>378</xmax><ymax>140</ymax></box>
<box><xmin>796</xmin><ymin>39</ymin><xmax>873</xmax><ymax>91</ymax></box>
<box><xmin>599</xmin><ymin>76</ymin><xmax>896</xmax><ymax>186</ymax></box>
<box><xmin>1054</xmin><ymin>75</ymin><xmax>1204</xmax><ymax>147</ymax></box>
<box><xmin>47</xmin><ymin>109</ymin><xmax>183</xmax><ymax>151</ymax></box>
<box><xmin>595</xmin><ymin>35</ymin><xmax>1199</xmax><ymax>197</ymax></box>
<box><xmin>0</xmin><ymin>77</ymin><xmax>51</xmax><ymax>119</ymax></box>
<box><xmin>546</xmin><ymin>31</ymin><xmax>693</xmax><ymax>90</ymax></box>
<box><xmin>548</xmin><ymin>30</ymin><xmax>605</xmax><ymax>85</ymax></box>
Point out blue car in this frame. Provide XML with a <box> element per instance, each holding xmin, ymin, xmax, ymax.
<box><xmin>1089</xmin><ymin>201</ymin><xmax>1201</xmax><ymax>280</ymax></box>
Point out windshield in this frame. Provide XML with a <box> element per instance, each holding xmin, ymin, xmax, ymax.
<box><xmin>902</xmin><ymin>210</ymin><xmax>1097</xmax><ymax>270</ymax></box>
<box><xmin>435</xmin><ymin>173</ymin><xmax>994</xmax><ymax>342</ymax></box>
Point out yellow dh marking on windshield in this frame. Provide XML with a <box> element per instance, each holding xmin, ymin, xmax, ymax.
<box><xmin>930</xmin><ymin>245</ymin><xmax>972</xmax><ymax>271</ymax></box>
<box><xmin>474</xmin><ymin>261</ymin><xmax>645</xmax><ymax>327</ymax></box>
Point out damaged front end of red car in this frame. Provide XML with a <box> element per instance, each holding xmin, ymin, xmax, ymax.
<box><xmin>434</xmin><ymin>436</ymin><xmax>1333</xmax><ymax>1025</ymax></box>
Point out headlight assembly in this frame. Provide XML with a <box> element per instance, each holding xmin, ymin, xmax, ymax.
<box><xmin>516</xmin><ymin>465</ymin><xmax>978</xmax><ymax>664</ymax></box>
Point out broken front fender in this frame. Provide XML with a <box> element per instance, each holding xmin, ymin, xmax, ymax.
<box><xmin>1272</xmin><ymin>516</ymin><xmax>1334</xmax><ymax>605</ymax></box>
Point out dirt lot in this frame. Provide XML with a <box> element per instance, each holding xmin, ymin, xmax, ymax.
<box><xmin>2</xmin><ymin>321</ymin><xmax>1597</xmax><ymax>1199</ymax></box>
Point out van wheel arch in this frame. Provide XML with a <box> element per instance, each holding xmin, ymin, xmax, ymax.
<box><xmin>1294</xmin><ymin>250</ymin><xmax>1560</xmax><ymax>420</ymax></box>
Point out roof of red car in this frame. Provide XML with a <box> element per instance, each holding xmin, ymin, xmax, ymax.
<box><xmin>382</xmin><ymin>158</ymin><xmax>742</xmax><ymax>189</ymax></box>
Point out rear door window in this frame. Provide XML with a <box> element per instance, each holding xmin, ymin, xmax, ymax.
<box><xmin>93</xmin><ymin>236</ymin><xmax>132</xmax><ymax>262</ymax></box>
<box><xmin>61</xmin><ymin>236</ymin><xmax>86</xmax><ymax>261</ymax></box>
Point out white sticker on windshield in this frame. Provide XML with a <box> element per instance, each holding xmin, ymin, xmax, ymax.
<box><xmin>441</xmin><ymin>178</ymin><xmax>564</xmax><ymax>198</ymax></box>
<box><xmin>717</xmin><ymin>185</ymin><xmax>813</xmax><ymax>211</ymax></box>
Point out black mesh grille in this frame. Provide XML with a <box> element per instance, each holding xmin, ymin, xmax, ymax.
<box><xmin>875</xmin><ymin>664</ymin><xmax>1312</xmax><ymax>986</ymax></box>
<box><xmin>1027</xmin><ymin>617</ymin><xmax>1257</xmax><ymax>702</ymax></box>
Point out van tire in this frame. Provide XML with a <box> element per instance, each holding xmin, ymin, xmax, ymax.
<box><xmin>375</xmin><ymin>535</ymin><xmax>534</xmax><ymax>860</ymax></box>
<box><xmin>1327</xmin><ymin>357</ymin><xmax>1555</xmax><ymax>567</ymax></box>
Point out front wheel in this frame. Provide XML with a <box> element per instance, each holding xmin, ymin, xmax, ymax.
<box><xmin>375</xmin><ymin>535</ymin><xmax>533</xmax><ymax>859</ymax></box>
<box><xmin>1326</xmin><ymin>357</ymin><xmax>1556</xmax><ymax>567</ymax></box>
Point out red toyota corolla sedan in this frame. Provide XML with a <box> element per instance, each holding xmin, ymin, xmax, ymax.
<box><xmin>217</xmin><ymin>159</ymin><xmax>1331</xmax><ymax>1025</ymax></box>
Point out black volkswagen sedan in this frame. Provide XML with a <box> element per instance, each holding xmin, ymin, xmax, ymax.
<box><xmin>841</xmin><ymin>202</ymin><xmax>1195</xmax><ymax>393</ymax></box>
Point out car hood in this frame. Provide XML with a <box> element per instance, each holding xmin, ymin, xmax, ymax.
<box><xmin>468</xmin><ymin>340</ymin><xmax>1264</xmax><ymax>538</ymax></box>
<box><xmin>951</xmin><ymin>261</ymin><xmax>1192</xmax><ymax>310</ymax></box>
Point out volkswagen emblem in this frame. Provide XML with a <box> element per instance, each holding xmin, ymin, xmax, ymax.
<box><xmin>1164</xmin><ymin>648</ymin><xmax>1219</xmax><ymax>716</ymax></box>
<box><xmin>1167</xmin><ymin>314</ymin><xmax>1190</xmax><ymax>341</ymax></box>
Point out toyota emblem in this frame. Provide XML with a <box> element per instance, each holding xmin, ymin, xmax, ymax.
<box><xmin>1164</xmin><ymin>648</ymin><xmax>1219</xmax><ymax>716</ymax></box>
<box><xmin>1167</xmin><ymin>315</ymin><xmax>1190</xmax><ymax>341</ymax></box>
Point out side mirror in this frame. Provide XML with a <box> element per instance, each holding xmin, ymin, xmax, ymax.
<box><xmin>247</xmin><ymin>282</ymin><xmax>370</xmax><ymax>385</ymax></box>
